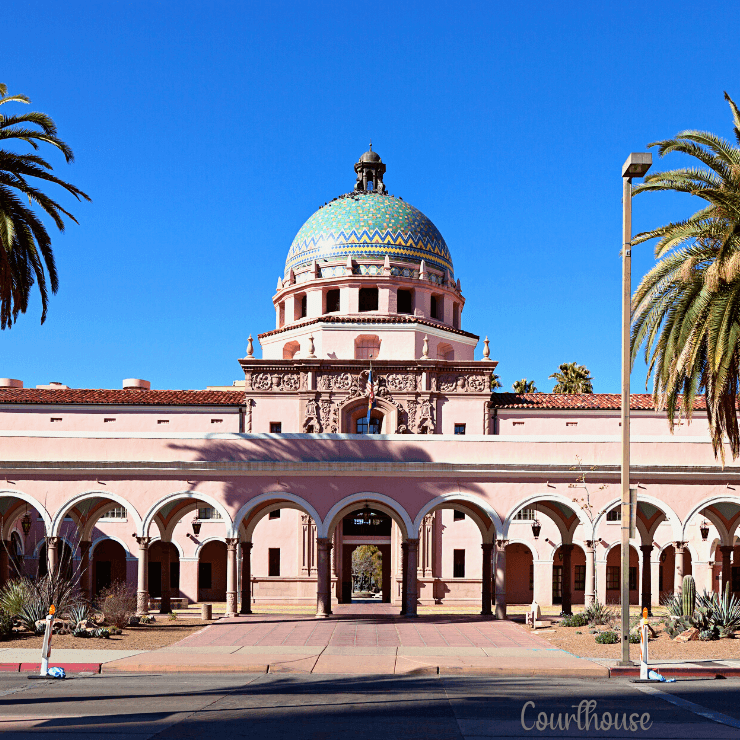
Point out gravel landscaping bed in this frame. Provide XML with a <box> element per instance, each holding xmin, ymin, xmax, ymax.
<box><xmin>532</xmin><ymin>620</ymin><xmax>740</xmax><ymax>660</ymax></box>
<box><xmin>0</xmin><ymin>617</ymin><xmax>208</xmax><ymax>651</ymax></box>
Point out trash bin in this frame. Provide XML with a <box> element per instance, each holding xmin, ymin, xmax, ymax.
<box><xmin>201</xmin><ymin>603</ymin><xmax>212</xmax><ymax>620</ymax></box>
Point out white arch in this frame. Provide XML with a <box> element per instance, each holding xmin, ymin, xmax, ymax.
<box><xmin>32</xmin><ymin>534</ymin><xmax>76</xmax><ymax>559</ymax></box>
<box><xmin>413</xmin><ymin>493</ymin><xmax>503</xmax><ymax>544</ymax></box>
<box><xmin>320</xmin><ymin>492</ymin><xmax>413</xmax><ymax>539</ymax></box>
<box><xmin>592</xmin><ymin>495</ymin><xmax>682</xmax><ymax>542</ymax></box>
<box><xmin>142</xmin><ymin>491</ymin><xmax>232</xmax><ymax>537</ymax></box>
<box><xmin>682</xmin><ymin>496</ymin><xmax>740</xmax><ymax>541</ymax></box>
<box><xmin>0</xmin><ymin>489</ymin><xmax>51</xmax><ymax>539</ymax></box>
<box><xmin>504</xmin><ymin>538</ymin><xmax>538</xmax><ymax>560</ymax></box>
<box><xmin>50</xmin><ymin>490</ymin><xmax>143</xmax><ymax>538</ymax></box>
<box><xmin>149</xmin><ymin>535</ymin><xmax>184</xmax><ymax>559</ymax></box>
<box><xmin>90</xmin><ymin>534</ymin><xmax>133</xmax><ymax>558</ymax></box>
<box><xmin>229</xmin><ymin>491</ymin><xmax>322</xmax><ymax>539</ymax></box>
<box><xmin>193</xmin><ymin>535</ymin><xmax>226</xmax><ymax>560</ymax></box>
<box><xmin>602</xmin><ymin>539</ymin><xmax>641</xmax><ymax>559</ymax></box>
<box><xmin>503</xmin><ymin>494</ymin><xmax>591</xmax><ymax>539</ymax></box>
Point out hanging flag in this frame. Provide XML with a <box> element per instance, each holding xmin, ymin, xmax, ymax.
<box><xmin>366</xmin><ymin>365</ymin><xmax>376</xmax><ymax>431</ymax></box>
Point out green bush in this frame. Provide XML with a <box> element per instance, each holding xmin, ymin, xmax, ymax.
<box><xmin>560</xmin><ymin>612</ymin><xmax>588</xmax><ymax>627</ymax></box>
<box><xmin>0</xmin><ymin>609</ymin><xmax>13</xmax><ymax>640</ymax></box>
<box><xmin>629</xmin><ymin>631</ymin><xmax>640</xmax><ymax>644</ymax></box>
<box><xmin>595</xmin><ymin>630</ymin><xmax>619</xmax><ymax>644</ymax></box>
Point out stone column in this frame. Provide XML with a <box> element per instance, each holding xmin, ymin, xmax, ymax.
<box><xmin>561</xmin><ymin>544</ymin><xmax>573</xmax><ymax>615</ymax></box>
<box><xmin>316</xmin><ymin>537</ymin><xmax>333</xmax><ymax>618</ymax></box>
<box><xmin>79</xmin><ymin>540</ymin><xmax>91</xmax><ymax>602</ymax></box>
<box><xmin>135</xmin><ymin>536</ymin><xmax>150</xmax><ymax>615</ymax></box>
<box><xmin>47</xmin><ymin>536</ymin><xmax>59</xmax><ymax>576</ymax></box>
<box><xmin>584</xmin><ymin>541</ymin><xmax>596</xmax><ymax>606</ymax></box>
<box><xmin>495</xmin><ymin>539</ymin><xmax>508</xmax><ymax>619</ymax></box>
<box><xmin>240</xmin><ymin>542</ymin><xmax>252</xmax><ymax>614</ymax></box>
<box><xmin>673</xmin><ymin>541</ymin><xmax>686</xmax><ymax>594</ymax></box>
<box><xmin>405</xmin><ymin>538</ymin><xmax>419</xmax><ymax>617</ymax></box>
<box><xmin>159</xmin><ymin>543</ymin><xmax>171</xmax><ymax>614</ymax></box>
<box><xmin>640</xmin><ymin>544</ymin><xmax>653</xmax><ymax>615</ymax></box>
<box><xmin>481</xmin><ymin>543</ymin><xmax>493</xmax><ymax>616</ymax></box>
<box><xmin>720</xmin><ymin>545</ymin><xmax>733</xmax><ymax>594</ymax></box>
<box><xmin>400</xmin><ymin>542</ymin><xmax>408</xmax><ymax>615</ymax></box>
<box><xmin>533</xmin><ymin>559</ymin><xmax>552</xmax><ymax>606</ymax></box>
<box><xmin>225</xmin><ymin>537</ymin><xmax>238</xmax><ymax>617</ymax></box>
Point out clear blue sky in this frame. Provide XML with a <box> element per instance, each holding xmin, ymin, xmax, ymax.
<box><xmin>2</xmin><ymin>0</ymin><xmax>736</xmax><ymax>392</ymax></box>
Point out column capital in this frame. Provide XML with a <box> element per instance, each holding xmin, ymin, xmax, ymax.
<box><xmin>673</xmin><ymin>540</ymin><xmax>687</xmax><ymax>552</ymax></box>
<box><xmin>226</xmin><ymin>537</ymin><xmax>239</xmax><ymax>551</ymax></box>
<box><xmin>46</xmin><ymin>536</ymin><xmax>60</xmax><ymax>548</ymax></box>
<box><xmin>496</xmin><ymin>539</ymin><xmax>509</xmax><ymax>549</ymax></box>
<box><xmin>584</xmin><ymin>540</ymin><xmax>596</xmax><ymax>551</ymax></box>
<box><xmin>317</xmin><ymin>537</ymin><xmax>333</xmax><ymax>550</ymax></box>
<box><xmin>720</xmin><ymin>545</ymin><xmax>735</xmax><ymax>555</ymax></box>
<box><xmin>79</xmin><ymin>539</ymin><xmax>92</xmax><ymax>549</ymax></box>
<box><xmin>242</xmin><ymin>541</ymin><xmax>253</xmax><ymax>552</ymax></box>
<box><xmin>405</xmin><ymin>538</ymin><xmax>419</xmax><ymax>547</ymax></box>
<box><xmin>481</xmin><ymin>542</ymin><xmax>494</xmax><ymax>552</ymax></box>
<box><xmin>640</xmin><ymin>543</ymin><xmax>653</xmax><ymax>554</ymax></box>
<box><xmin>561</xmin><ymin>543</ymin><xmax>574</xmax><ymax>553</ymax></box>
<box><xmin>135</xmin><ymin>536</ymin><xmax>151</xmax><ymax>549</ymax></box>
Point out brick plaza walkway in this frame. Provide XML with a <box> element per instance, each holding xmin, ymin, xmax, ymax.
<box><xmin>175</xmin><ymin>603</ymin><xmax>551</xmax><ymax>650</ymax></box>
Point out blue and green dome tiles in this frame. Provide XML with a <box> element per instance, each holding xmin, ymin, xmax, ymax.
<box><xmin>285</xmin><ymin>192</ymin><xmax>453</xmax><ymax>278</ymax></box>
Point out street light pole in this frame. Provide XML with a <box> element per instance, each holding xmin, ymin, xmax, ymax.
<box><xmin>620</xmin><ymin>153</ymin><xmax>651</xmax><ymax>666</ymax></box>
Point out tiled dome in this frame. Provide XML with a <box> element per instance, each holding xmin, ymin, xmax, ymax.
<box><xmin>284</xmin><ymin>192</ymin><xmax>453</xmax><ymax>278</ymax></box>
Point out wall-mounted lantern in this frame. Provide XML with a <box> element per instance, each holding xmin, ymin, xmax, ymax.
<box><xmin>21</xmin><ymin>510</ymin><xmax>32</xmax><ymax>537</ymax></box>
<box><xmin>191</xmin><ymin>515</ymin><xmax>202</xmax><ymax>536</ymax></box>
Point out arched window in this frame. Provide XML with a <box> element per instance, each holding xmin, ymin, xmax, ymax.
<box><xmin>356</xmin><ymin>413</ymin><xmax>383</xmax><ymax>434</ymax></box>
<box><xmin>355</xmin><ymin>335</ymin><xmax>381</xmax><ymax>360</ymax></box>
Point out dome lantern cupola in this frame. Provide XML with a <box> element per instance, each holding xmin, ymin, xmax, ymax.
<box><xmin>354</xmin><ymin>143</ymin><xmax>386</xmax><ymax>193</ymax></box>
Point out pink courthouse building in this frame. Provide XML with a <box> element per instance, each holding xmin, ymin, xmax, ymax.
<box><xmin>1</xmin><ymin>148</ymin><xmax>739</xmax><ymax>618</ymax></box>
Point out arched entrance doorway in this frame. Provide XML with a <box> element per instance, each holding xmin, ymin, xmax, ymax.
<box><xmin>339</xmin><ymin>506</ymin><xmax>392</xmax><ymax>603</ymax></box>
<box><xmin>148</xmin><ymin>541</ymin><xmax>180</xmax><ymax>612</ymax></box>
<box><xmin>198</xmin><ymin>540</ymin><xmax>227</xmax><ymax>602</ymax></box>
<box><xmin>505</xmin><ymin>543</ymin><xmax>534</xmax><ymax>604</ymax></box>
<box><xmin>92</xmin><ymin>539</ymin><xmax>127</xmax><ymax>595</ymax></box>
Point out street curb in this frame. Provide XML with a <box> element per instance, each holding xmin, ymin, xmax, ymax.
<box><xmin>6</xmin><ymin>663</ymin><xmax>102</xmax><ymax>674</ymax></box>
<box><xmin>608</xmin><ymin>665</ymin><xmax>740</xmax><ymax>679</ymax></box>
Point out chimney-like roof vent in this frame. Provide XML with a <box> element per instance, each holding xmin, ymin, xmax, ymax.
<box><xmin>123</xmin><ymin>378</ymin><xmax>151</xmax><ymax>390</ymax></box>
<box><xmin>36</xmin><ymin>381</ymin><xmax>69</xmax><ymax>389</ymax></box>
<box><xmin>0</xmin><ymin>378</ymin><xmax>23</xmax><ymax>388</ymax></box>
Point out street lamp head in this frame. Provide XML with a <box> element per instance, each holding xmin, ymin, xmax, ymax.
<box><xmin>622</xmin><ymin>152</ymin><xmax>652</xmax><ymax>179</ymax></box>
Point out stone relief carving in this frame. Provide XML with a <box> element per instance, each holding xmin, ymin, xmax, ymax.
<box><xmin>303</xmin><ymin>398</ymin><xmax>321</xmax><ymax>433</ymax></box>
<box><xmin>318</xmin><ymin>371</ymin><xmax>353</xmax><ymax>392</ymax></box>
<box><xmin>417</xmin><ymin>397</ymin><xmax>435</xmax><ymax>434</ymax></box>
<box><xmin>466</xmin><ymin>375</ymin><xmax>487</xmax><ymax>393</ymax></box>
<box><xmin>251</xmin><ymin>372</ymin><xmax>301</xmax><ymax>391</ymax></box>
<box><xmin>320</xmin><ymin>400</ymin><xmax>338</xmax><ymax>433</ymax></box>
<box><xmin>385</xmin><ymin>373</ymin><xmax>416</xmax><ymax>392</ymax></box>
<box><xmin>437</xmin><ymin>373</ymin><xmax>487</xmax><ymax>393</ymax></box>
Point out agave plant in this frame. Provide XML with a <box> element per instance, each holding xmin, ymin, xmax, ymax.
<box><xmin>660</xmin><ymin>590</ymin><xmax>684</xmax><ymax>618</ymax></box>
<box><xmin>698</xmin><ymin>588</ymin><xmax>740</xmax><ymax>637</ymax></box>
<box><xmin>583</xmin><ymin>601</ymin><xmax>614</xmax><ymax>625</ymax></box>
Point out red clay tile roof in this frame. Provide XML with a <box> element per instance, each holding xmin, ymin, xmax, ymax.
<box><xmin>258</xmin><ymin>314</ymin><xmax>479</xmax><ymax>340</ymax></box>
<box><xmin>0</xmin><ymin>388</ymin><xmax>245</xmax><ymax>406</ymax></box>
<box><xmin>490</xmin><ymin>393</ymin><xmax>709</xmax><ymax>411</ymax></box>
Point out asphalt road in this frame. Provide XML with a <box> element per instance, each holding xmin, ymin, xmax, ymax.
<box><xmin>2</xmin><ymin>672</ymin><xmax>740</xmax><ymax>739</ymax></box>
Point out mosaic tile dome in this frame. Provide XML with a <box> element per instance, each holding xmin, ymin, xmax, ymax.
<box><xmin>284</xmin><ymin>192</ymin><xmax>453</xmax><ymax>279</ymax></box>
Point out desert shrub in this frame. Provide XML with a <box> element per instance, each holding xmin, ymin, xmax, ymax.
<box><xmin>17</xmin><ymin>594</ymin><xmax>49</xmax><ymax>633</ymax></box>
<box><xmin>95</xmin><ymin>628</ymin><xmax>110</xmax><ymax>639</ymax></box>
<box><xmin>700</xmin><ymin>629</ymin><xmax>717</xmax><ymax>641</ymax></box>
<box><xmin>97</xmin><ymin>581</ymin><xmax>137</xmax><ymax>629</ymax></box>
<box><xmin>0</xmin><ymin>578</ymin><xmax>34</xmax><ymax>617</ymax></box>
<box><xmin>629</xmin><ymin>631</ymin><xmax>640</xmax><ymax>644</ymax></box>
<box><xmin>584</xmin><ymin>602</ymin><xmax>613</xmax><ymax>625</ymax></box>
<box><xmin>560</xmin><ymin>612</ymin><xmax>588</xmax><ymax>627</ymax></box>
<box><xmin>595</xmin><ymin>630</ymin><xmax>619</xmax><ymax>644</ymax></box>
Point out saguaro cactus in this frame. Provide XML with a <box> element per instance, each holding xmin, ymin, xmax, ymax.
<box><xmin>682</xmin><ymin>574</ymin><xmax>696</xmax><ymax>616</ymax></box>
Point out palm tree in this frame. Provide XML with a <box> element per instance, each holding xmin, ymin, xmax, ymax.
<box><xmin>512</xmin><ymin>379</ymin><xmax>537</xmax><ymax>393</ymax></box>
<box><xmin>631</xmin><ymin>92</ymin><xmax>740</xmax><ymax>462</ymax></box>
<box><xmin>550</xmin><ymin>363</ymin><xmax>593</xmax><ymax>394</ymax></box>
<box><xmin>491</xmin><ymin>373</ymin><xmax>502</xmax><ymax>392</ymax></box>
<box><xmin>0</xmin><ymin>84</ymin><xmax>90</xmax><ymax>329</ymax></box>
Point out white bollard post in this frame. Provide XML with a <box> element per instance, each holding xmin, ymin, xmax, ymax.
<box><xmin>639</xmin><ymin>606</ymin><xmax>649</xmax><ymax>680</ymax></box>
<box><xmin>39</xmin><ymin>605</ymin><xmax>55</xmax><ymax>677</ymax></box>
